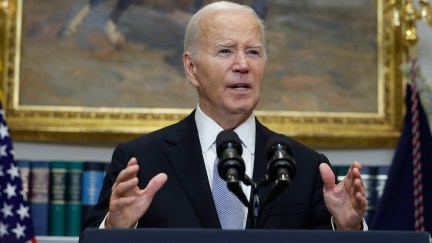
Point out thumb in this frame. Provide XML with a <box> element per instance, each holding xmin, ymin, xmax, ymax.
<box><xmin>319</xmin><ymin>163</ymin><xmax>335</xmax><ymax>191</ymax></box>
<box><xmin>144</xmin><ymin>173</ymin><xmax>168</xmax><ymax>198</ymax></box>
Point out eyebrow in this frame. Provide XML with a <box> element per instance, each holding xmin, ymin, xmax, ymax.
<box><xmin>215</xmin><ymin>41</ymin><xmax>263</xmax><ymax>49</ymax></box>
<box><xmin>216</xmin><ymin>41</ymin><xmax>236</xmax><ymax>48</ymax></box>
<box><xmin>247</xmin><ymin>45</ymin><xmax>263</xmax><ymax>49</ymax></box>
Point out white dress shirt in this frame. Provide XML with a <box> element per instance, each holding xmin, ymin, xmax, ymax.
<box><xmin>195</xmin><ymin>105</ymin><xmax>255</xmax><ymax>229</ymax></box>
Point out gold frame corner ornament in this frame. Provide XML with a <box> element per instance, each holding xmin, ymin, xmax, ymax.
<box><xmin>1</xmin><ymin>0</ymin><xmax>404</xmax><ymax>148</ymax></box>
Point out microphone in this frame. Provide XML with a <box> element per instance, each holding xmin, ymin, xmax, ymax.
<box><xmin>216</xmin><ymin>130</ymin><xmax>246</xmax><ymax>183</ymax></box>
<box><xmin>215</xmin><ymin>130</ymin><xmax>248</xmax><ymax>207</ymax></box>
<box><xmin>260</xmin><ymin>134</ymin><xmax>297</xmax><ymax>208</ymax></box>
<box><xmin>266</xmin><ymin>134</ymin><xmax>296</xmax><ymax>188</ymax></box>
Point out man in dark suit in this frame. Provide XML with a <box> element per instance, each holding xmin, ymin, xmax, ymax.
<box><xmin>82</xmin><ymin>1</ymin><xmax>367</xmax><ymax>232</ymax></box>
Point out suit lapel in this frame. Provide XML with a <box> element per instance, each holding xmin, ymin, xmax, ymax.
<box><xmin>164</xmin><ymin>112</ymin><xmax>221</xmax><ymax>228</ymax></box>
<box><xmin>164</xmin><ymin>113</ymin><xmax>278</xmax><ymax>228</ymax></box>
<box><xmin>247</xmin><ymin>119</ymin><xmax>276</xmax><ymax>228</ymax></box>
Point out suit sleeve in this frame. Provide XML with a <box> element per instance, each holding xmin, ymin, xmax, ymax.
<box><xmin>81</xmin><ymin>143</ymin><xmax>131</xmax><ymax>230</ymax></box>
<box><xmin>309</xmin><ymin>153</ymin><xmax>333</xmax><ymax>229</ymax></box>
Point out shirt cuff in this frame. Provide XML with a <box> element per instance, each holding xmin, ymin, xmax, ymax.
<box><xmin>99</xmin><ymin>214</ymin><xmax>109</xmax><ymax>229</ymax></box>
<box><xmin>99</xmin><ymin>213</ymin><xmax>139</xmax><ymax>229</ymax></box>
<box><xmin>331</xmin><ymin>216</ymin><xmax>368</xmax><ymax>231</ymax></box>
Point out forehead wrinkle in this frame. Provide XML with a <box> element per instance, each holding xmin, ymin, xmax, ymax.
<box><xmin>199</xmin><ymin>10</ymin><xmax>263</xmax><ymax>52</ymax></box>
<box><xmin>212</xmin><ymin>26</ymin><xmax>263</xmax><ymax>47</ymax></box>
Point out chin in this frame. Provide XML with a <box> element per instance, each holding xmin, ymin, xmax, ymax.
<box><xmin>229</xmin><ymin>104</ymin><xmax>256</xmax><ymax>115</ymax></box>
<box><xmin>226</xmin><ymin>97</ymin><xmax>259</xmax><ymax>114</ymax></box>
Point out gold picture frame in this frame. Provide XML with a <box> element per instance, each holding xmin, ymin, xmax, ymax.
<box><xmin>0</xmin><ymin>0</ymin><xmax>404</xmax><ymax>148</ymax></box>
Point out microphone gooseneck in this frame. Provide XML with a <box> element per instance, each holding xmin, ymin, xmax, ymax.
<box><xmin>215</xmin><ymin>130</ymin><xmax>248</xmax><ymax>207</ymax></box>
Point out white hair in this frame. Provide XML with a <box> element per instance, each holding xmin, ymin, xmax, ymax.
<box><xmin>183</xmin><ymin>1</ymin><xmax>267</xmax><ymax>61</ymax></box>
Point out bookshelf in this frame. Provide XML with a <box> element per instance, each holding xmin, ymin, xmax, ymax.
<box><xmin>14</xmin><ymin>159</ymin><xmax>109</xmax><ymax>240</ymax></box>
<box><xmin>37</xmin><ymin>236</ymin><xmax>79</xmax><ymax>243</ymax></box>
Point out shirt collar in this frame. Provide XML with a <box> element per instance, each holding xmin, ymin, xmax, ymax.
<box><xmin>195</xmin><ymin>105</ymin><xmax>256</xmax><ymax>155</ymax></box>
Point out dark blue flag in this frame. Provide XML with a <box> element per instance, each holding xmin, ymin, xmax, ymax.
<box><xmin>371</xmin><ymin>84</ymin><xmax>432</xmax><ymax>234</ymax></box>
<box><xmin>0</xmin><ymin>102</ymin><xmax>37</xmax><ymax>243</ymax></box>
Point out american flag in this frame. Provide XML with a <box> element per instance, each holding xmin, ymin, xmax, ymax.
<box><xmin>0</xmin><ymin>103</ymin><xmax>37</xmax><ymax>243</ymax></box>
<box><xmin>371</xmin><ymin>61</ymin><xmax>432</xmax><ymax>233</ymax></box>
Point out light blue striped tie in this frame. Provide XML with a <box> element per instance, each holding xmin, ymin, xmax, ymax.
<box><xmin>212</xmin><ymin>157</ymin><xmax>244</xmax><ymax>229</ymax></box>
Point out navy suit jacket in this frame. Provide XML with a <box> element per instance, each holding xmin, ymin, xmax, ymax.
<box><xmin>82</xmin><ymin>110</ymin><xmax>332</xmax><ymax>230</ymax></box>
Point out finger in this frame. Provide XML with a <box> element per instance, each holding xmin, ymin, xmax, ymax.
<box><xmin>111</xmin><ymin>158</ymin><xmax>140</xmax><ymax>197</ymax></box>
<box><xmin>351</xmin><ymin>167</ymin><xmax>363</xmax><ymax>182</ymax></box>
<box><xmin>346</xmin><ymin>161</ymin><xmax>362</xmax><ymax>178</ymax></box>
<box><xmin>355</xmin><ymin>191</ymin><xmax>368</xmax><ymax>211</ymax></box>
<box><xmin>352</xmin><ymin>178</ymin><xmax>367</xmax><ymax>208</ymax></box>
<box><xmin>115</xmin><ymin>160</ymin><xmax>140</xmax><ymax>185</ymax></box>
<box><xmin>112</xmin><ymin>165</ymin><xmax>139</xmax><ymax>196</ymax></box>
<box><xmin>350</xmin><ymin>163</ymin><xmax>365</xmax><ymax>195</ymax></box>
<box><xmin>127</xmin><ymin>157</ymin><xmax>138</xmax><ymax>166</ymax></box>
<box><xmin>110</xmin><ymin>195</ymin><xmax>137</xmax><ymax>212</ymax></box>
<box><xmin>113</xmin><ymin>177</ymin><xmax>140</xmax><ymax>198</ymax></box>
<box><xmin>352</xmin><ymin>161</ymin><xmax>362</xmax><ymax>171</ymax></box>
<box><xmin>354</xmin><ymin>177</ymin><xmax>366</xmax><ymax>196</ymax></box>
<box><xmin>350</xmin><ymin>162</ymin><xmax>363</xmax><ymax>181</ymax></box>
<box><xmin>140</xmin><ymin>173</ymin><xmax>168</xmax><ymax>199</ymax></box>
<box><xmin>348</xmin><ymin>179</ymin><xmax>366</xmax><ymax>208</ymax></box>
<box><xmin>350</xmin><ymin>182</ymin><xmax>365</xmax><ymax>204</ymax></box>
<box><xmin>319</xmin><ymin>163</ymin><xmax>336</xmax><ymax>191</ymax></box>
<box><xmin>344</xmin><ymin>161</ymin><xmax>363</xmax><ymax>191</ymax></box>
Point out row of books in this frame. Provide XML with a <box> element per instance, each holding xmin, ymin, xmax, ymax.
<box><xmin>333</xmin><ymin>165</ymin><xmax>390</xmax><ymax>225</ymax></box>
<box><xmin>16</xmin><ymin>160</ymin><xmax>109</xmax><ymax>237</ymax></box>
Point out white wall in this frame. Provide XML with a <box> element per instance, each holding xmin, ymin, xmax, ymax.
<box><xmin>14</xmin><ymin>142</ymin><xmax>115</xmax><ymax>162</ymax></box>
<box><xmin>12</xmin><ymin>24</ymin><xmax>432</xmax><ymax>168</ymax></box>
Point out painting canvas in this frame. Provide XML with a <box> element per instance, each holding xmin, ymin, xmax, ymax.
<box><xmin>0</xmin><ymin>0</ymin><xmax>403</xmax><ymax>147</ymax></box>
<box><xmin>20</xmin><ymin>0</ymin><xmax>377</xmax><ymax>112</ymax></box>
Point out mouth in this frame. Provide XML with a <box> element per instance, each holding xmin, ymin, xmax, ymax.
<box><xmin>228</xmin><ymin>83</ymin><xmax>251</xmax><ymax>91</ymax></box>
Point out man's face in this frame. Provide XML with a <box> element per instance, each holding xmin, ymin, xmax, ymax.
<box><xmin>186</xmin><ymin>10</ymin><xmax>266</xmax><ymax>125</ymax></box>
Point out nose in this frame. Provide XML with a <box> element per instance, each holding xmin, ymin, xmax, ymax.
<box><xmin>233</xmin><ymin>52</ymin><xmax>249</xmax><ymax>73</ymax></box>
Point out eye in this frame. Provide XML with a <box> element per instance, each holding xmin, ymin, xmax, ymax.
<box><xmin>219</xmin><ymin>49</ymin><xmax>232</xmax><ymax>54</ymax></box>
<box><xmin>247</xmin><ymin>49</ymin><xmax>261</xmax><ymax>57</ymax></box>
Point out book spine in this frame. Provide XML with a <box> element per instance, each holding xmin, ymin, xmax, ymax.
<box><xmin>81</xmin><ymin>161</ymin><xmax>107</xmax><ymax>225</ymax></box>
<box><xmin>375</xmin><ymin>165</ymin><xmax>389</xmax><ymax>204</ymax></box>
<box><xmin>360</xmin><ymin>166</ymin><xmax>377</xmax><ymax>225</ymax></box>
<box><xmin>16</xmin><ymin>160</ymin><xmax>31</xmax><ymax>202</ymax></box>
<box><xmin>30</xmin><ymin>161</ymin><xmax>50</xmax><ymax>236</ymax></box>
<box><xmin>66</xmin><ymin>162</ymin><xmax>84</xmax><ymax>236</ymax></box>
<box><xmin>49</xmin><ymin>161</ymin><xmax>68</xmax><ymax>236</ymax></box>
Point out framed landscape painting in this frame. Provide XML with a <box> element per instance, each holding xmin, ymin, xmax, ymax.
<box><xmin>0</xmin><ymin>0</ymin><xmax>404</xmax><ymax>147</ymax></box>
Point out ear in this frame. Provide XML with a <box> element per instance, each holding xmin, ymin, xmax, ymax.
<box><xmin>183</xmin><ymin>52</ymin><xmax>199</xmax><ymax>87</ymax></box>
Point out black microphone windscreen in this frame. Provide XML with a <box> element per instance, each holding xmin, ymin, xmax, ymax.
<box><xmin>265</xmin><ymin>134</ymin><xmax>293</xmax><ymax>159</ymax></box>
<box><xmin>216</xmin><ymin>130</ymin><xmax>243</xmax><ymax>157</ymax></box>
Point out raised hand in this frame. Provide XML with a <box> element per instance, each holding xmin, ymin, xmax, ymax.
<box><xmin>105</xmin><ymin>157</ymin><xmax>168</xmax><ymax>228</ymax></box>
<box><xmin>319</xmin><ymin>161</ymin><xmax>367</xmax><ymax>230</ymax></box>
